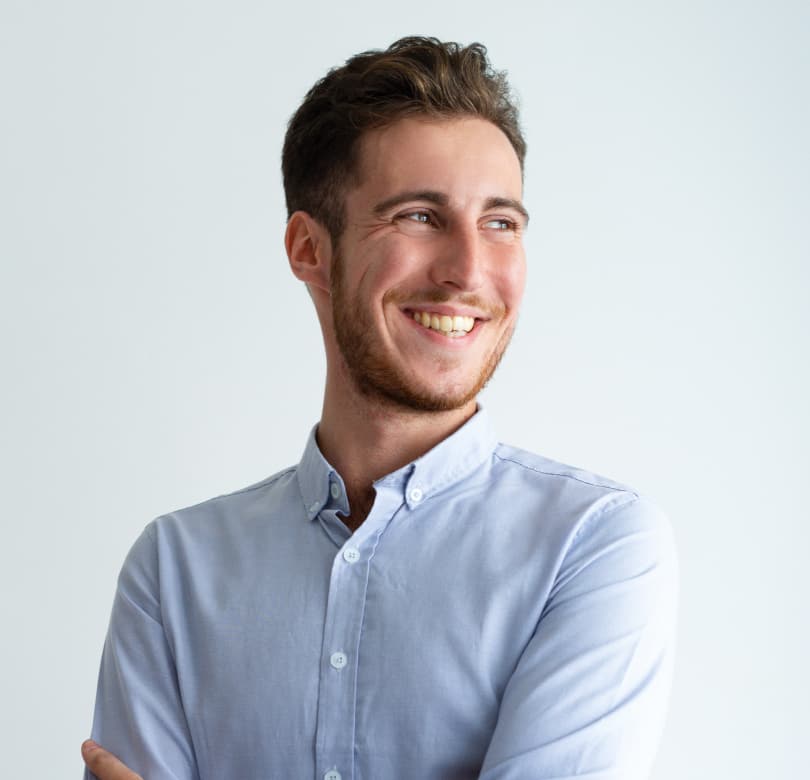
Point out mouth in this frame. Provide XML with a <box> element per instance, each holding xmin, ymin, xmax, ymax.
<box><xmin>407</xmin><ymin>308</ymin><xmax>479</xmax><ymax>339</ymax></box>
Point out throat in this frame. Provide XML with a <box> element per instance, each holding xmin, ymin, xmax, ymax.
<box><xmin>340</xmin><ymin>486</ymin><xmax>376</xmax><ymax>532</ymax></box>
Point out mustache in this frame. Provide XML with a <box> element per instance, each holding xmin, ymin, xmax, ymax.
<box><xmin>385</xmin><ymin>288</ymin><xmax>505</xmax><ymax>318</ymax></box>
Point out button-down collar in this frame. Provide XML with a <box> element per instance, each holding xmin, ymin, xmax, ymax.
<box><xmin>296</xmin><ymin>428</ymin><xmax>350</xmax><ymax>520</ymax></box>
<box><xmin>295</xmin><ymin>407</ymin><xmax>498</xmax><ymax>519</ymax></box>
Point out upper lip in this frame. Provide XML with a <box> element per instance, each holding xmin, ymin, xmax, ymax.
<box><xmin>402</xmin><ymin>304</ymin><xmax>490</xmax><ymax>321</ymax></box>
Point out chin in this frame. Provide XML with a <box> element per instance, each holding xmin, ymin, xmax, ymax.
<box><xmin>354</xmin><ymin>371</ymin><xmax>483</xmax><ymax>414</ymax></box>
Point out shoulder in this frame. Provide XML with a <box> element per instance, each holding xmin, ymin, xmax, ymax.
<box><xmin>490</xmin><ymin>442</ymin><xmax>642</xmax><ymax>524</ymax></box>
<box><xmin>124</xmin><ymin>465</ymin><xmax>302</xmax><ymax>564</ymax></box>
<box><xmin>154</xmin><ymin>464</ymin><xmax>298</xmax><ymax>530</ymax></box>
<box><xmin>489</xmin><ymin>442</ymin><xmax>675</xmax><ymax>567</ymax></box>
<box><xmin>493</xmin><ymin>442</ymin><xmax>637</xmax><ymax>496</ymax></box>
<box><xmin>171</xmin><ymin>465</ymin><xmax>298</xmax><ymax>516</ymax></box>
<box><xmin>118</xmin><ymin>465</ymin><xmax>302</xmax><ymax>595</ymax></box>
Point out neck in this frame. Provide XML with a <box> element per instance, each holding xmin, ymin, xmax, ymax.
<box><xmin>316</xmin><ymin>373</ymin><xmax>476</xmax><ymax>529</ymax></box>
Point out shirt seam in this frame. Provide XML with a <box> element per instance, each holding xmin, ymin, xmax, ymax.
<box><xmin>542</xmin><ymin>494</ymin><xmax>643</xmax><ymax>617</ymax></box>
<box><xmin>164</xmin><ymin>467</ymin><xmax>297</xmax><ymax>516</ymax></box>
<box><xmin>116</xmin><ymin>581</ymin><xmax>163</xmax><ymax>628</ymax></box>
<box><xmin>493</xmin><ymin>451</ymin><xmax>639</xmax><ymax>495</ymax></box>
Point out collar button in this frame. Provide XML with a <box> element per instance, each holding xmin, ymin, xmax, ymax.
<box><xmin>408</xmin><ymin>486</ymin><xmax>423</xmax><ymax>503</ymax></box>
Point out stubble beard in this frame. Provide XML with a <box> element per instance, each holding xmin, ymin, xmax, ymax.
<box><xmin>330</xmin><ymin>251</ymin><xmax>514</xmax><ymax>414</ymax></box>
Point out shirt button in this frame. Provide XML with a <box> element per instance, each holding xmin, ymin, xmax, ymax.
<box><xmin>330</xmin><ymin>482</ymin><xmax>340</xmax><ymax>499</ymax></box>
<box><xmin>330</xmin><ymin>651</ymin><xmax>347</xmax><ymax>670</ymax></box>
<box><xmin>324</xmin><ymin>771</ymin><xmax>341</xmax><ymax>780</ymax></box>
<box><xmin>408</xmin><ymin>486</ymin><xmax>423</xmax><ymax>503</ymax></box>
<box><xmin>342</xmin><ymin>547</ymin><xmax>360</xmax><ymax>564</ymax></box>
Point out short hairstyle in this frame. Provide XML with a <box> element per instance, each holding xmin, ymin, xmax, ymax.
<box><xmin>281</xmin><ymin>36</ymin><xmax>526</xmax><ymax>242</ymax></box>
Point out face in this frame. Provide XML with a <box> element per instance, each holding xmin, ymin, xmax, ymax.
<box><xmin>329</xmin><ymin>116</ymin><xmax>527</xmax><ymax>413</ymax></box>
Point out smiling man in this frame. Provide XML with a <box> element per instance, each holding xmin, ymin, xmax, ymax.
<box><xmin>83</xmin><ymin>37</ymin><xmax>677</xmax><ymax>780</ymax></box>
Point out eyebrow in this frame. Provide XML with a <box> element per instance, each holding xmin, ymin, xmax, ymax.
<box><xmin>483</xmin><ymin>196</ymin><xmax>530</xmax><ymax>225</ymax></box>
<box><xmin>372</xmin><ymin>190</ymin><xmax>448</xmax><ymax>215</ymax></box>
<box><xmin>372</xmin><ymin>190</ymin><xmax>530</xmax><ymax>225</ymax></box>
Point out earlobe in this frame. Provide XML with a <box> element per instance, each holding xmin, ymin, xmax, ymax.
<box><xmin>285</xmin><ymin>211</ymin><xmax>332</xmax><ymax>294</ymax></box>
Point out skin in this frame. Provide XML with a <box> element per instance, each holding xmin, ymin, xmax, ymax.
<box><xmin>82</xmin><ymin>741</ymin><xmax>141</xmax><ymax>779</ymax></box>
<box><xmin>287</xmin><ymin>116</ymin><xmax>527</xmax><ymax>528</ymax></box>
<box><xmin>83</xmin><ymin>115</ymin><xmax>528</xmax><ymax>776</ymax></box>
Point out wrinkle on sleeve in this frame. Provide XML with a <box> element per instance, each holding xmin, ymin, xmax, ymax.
<box><xmin>479</xmin><ymin>495</ymin><xmax>679</xmax><ymax>780</ymax></box>
<box><xmin>85</xmin><ymin>522</ymin><xmax>199</xmax><ymax>780</ymax></box>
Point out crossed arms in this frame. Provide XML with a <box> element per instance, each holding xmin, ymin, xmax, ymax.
<box><xmin>83</xmin><ymin>495</ymin><xmax>678</xmax><ymax>779</ymax></box>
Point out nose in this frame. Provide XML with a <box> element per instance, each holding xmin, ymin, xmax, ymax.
<box><xmin>428</xmin><ymin>223</ymin><xmax>485</xmax><ymax>292</ymax></box>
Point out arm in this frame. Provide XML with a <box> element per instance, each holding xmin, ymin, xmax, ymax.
<box><xmin>479</xmin><ymin>496</ymin><xmax>678</xmax><ymax>780</ymax></box>
<box><xmin>84</xmin><ymin>523</ymin><xmax>199</xmax><ymax>780</ymax></box>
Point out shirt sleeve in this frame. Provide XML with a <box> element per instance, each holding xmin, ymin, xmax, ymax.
<box><xmin>84</xmin><ymin>522</ymin><xmax>199</xmax><ymax>780</ymax></box>
<box><xmin>478</xmin><ymin>495</ymin><xmax>679</xmax><ymax>780</ymax></box>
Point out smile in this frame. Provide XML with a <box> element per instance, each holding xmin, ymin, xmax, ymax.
<box><xmin>411</xmin><ymin>310</ymin><xmax>476</xmax><ymax>338</ymax></box>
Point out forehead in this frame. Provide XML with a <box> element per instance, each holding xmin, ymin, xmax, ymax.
<box><xmin>350</xmin><ymin>116</ymin><xmax>523</xmax><ymax>206</ymax></box>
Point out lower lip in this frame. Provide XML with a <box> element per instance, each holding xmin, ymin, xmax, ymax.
<box><xmin>403</xmin><ymin>311</ymin><xmax>483</xmax><ymax>348</ymax></box>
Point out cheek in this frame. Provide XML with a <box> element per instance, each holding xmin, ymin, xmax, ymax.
<box><xmin>515</xmin><ymin>264</ymin><xmax>527</xmax><ymax>303</ymax></box>
<box><xmin>494</xmin><ymin>255</ymin><xmax>527</xmax><ymax>311</ymax></box>
<box><xmin>342</xmin><ymin>248</ymin><xmax>389</xmax><ymax>299</ymax></box>
<box><xmin>372</xmin><ymin>244</ymin><xmax>428</xmax><ymax>294</ymax></box>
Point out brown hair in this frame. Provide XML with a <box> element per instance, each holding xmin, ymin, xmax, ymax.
<box><xmin>281</xmin><ymin>36</ymin><xmax>526</xmax><ymax>242</ymax></box>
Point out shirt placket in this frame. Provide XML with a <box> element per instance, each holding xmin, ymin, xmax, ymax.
<box><xmin>314</xmin><ymin>483</ymin><xmax>404</xmax><ymax>780</ymax></box>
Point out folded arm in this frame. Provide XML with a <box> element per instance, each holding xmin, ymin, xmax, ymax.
<box><xmin>84</xmin><ymin>524</ymin><xmax>199</xmax><ymax>780</ymax></box>
<box><xmin>479</xmin><ymin>496</ymin><xmax>679</xmax><ymax>780</ymax></box>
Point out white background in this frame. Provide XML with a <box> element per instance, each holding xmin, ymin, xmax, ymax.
<box><xmin>1</xmin><ymin>1</ymin><xmax>808</xmax><ymax>777</ymax></box>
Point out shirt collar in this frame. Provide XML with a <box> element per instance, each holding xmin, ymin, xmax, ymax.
<box><xmin>296</xmin><ymin>424</ymin><xmax>350</xmax><ymax>520</ymax></box>
<box><xmin>296</xmin><ymin>406</ymin><xmax>498</xmax><ymax>520</ymax></box>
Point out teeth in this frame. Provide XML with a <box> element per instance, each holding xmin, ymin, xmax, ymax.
<box><xmin>412</xmin><ymin>310</ymin><xmax>475</xmax><ymax>335</ymax></box>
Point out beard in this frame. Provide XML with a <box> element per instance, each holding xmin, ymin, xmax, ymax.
<box><xmin>330</xmin><ymin>251</ymin><xmax>514</xmax><ymax>414</ymax></box>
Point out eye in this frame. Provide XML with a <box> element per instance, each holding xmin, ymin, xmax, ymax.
<box><xmin>400</xmin><ymin>210</ymin><xmax>434</xmax><ymax>225</ymax></box>
<box><xmin>394</xmin><ymin>209</ymin><xmax>440</xmax><ymax>233</ymax></box>
<box><xmin>483</xmin><ymin>217</ymin><xmax>517</xmax><ymax>231</ymax></box>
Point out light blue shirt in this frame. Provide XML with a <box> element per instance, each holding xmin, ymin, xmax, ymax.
<box><xmin>86</xmin><ymin>409</ymin><xmax>677</xmax><ymax>780</ymax></box>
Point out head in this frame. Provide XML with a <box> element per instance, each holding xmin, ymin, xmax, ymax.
<box><xmin>283</xmin><ymin>38</ymin><xmax>528</xmax><ymax>415</ymax></box>
<box><xmin>282</xmin><ymin>36</ymin><xmax>526</xmax><ymax>247</ymax></box>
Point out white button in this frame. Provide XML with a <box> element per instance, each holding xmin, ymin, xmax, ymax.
<box><xmin>324</xmin><ymin>771</ymin><xmax>341</xmax><ymax>780</ymax></box>
<box><xmin>408</xmin><ymin>486</ymin><xmax>423</xmax><ymax>503</ymax></box>
<box><xmin>330</xmin><ymin>651</ymin><xmax>347</xmax><ymax>670</ymax></box>
<box><xmin>330</xmin><ymin>482</ymin><xmax>340</xmax><ymax>499</ymax></box>
<box><xmin>342</xmin><ymin>547</ymin><xmax>360</xmax><ymax>564</ymax></box>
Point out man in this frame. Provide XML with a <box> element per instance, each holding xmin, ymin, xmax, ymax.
<box><xmin>83</xmin><ymin>37</ymin><xmax>677</xmax><ymax>780</ymax></box>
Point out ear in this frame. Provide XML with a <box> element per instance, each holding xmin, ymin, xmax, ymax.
<box><xmin>285</xmin><ymin>211</ymin><xmax>333</xmax><ymax>294</ymax></box>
